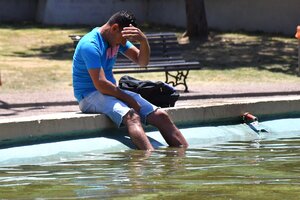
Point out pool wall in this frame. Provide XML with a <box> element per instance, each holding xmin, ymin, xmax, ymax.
<box><xmin>1</xmin><ymin>97</ymin><xmax>300</xmax><ymax>147</ymax></box>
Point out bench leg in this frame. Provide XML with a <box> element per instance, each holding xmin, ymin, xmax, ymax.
<box><xmin>165</xmin><ymin>70</ymin><xmax>190</xmax><ymax>92</ymax></box>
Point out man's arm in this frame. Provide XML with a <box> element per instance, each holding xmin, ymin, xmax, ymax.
<box><xmin>122</xmin><ymin>25</ymin><xmax>150</xmax><ymax>67</ymax></box>
<box><xmin>88</xmin><ymin>68</ymin><xmax>141</xmax><ymax>112</ymax></box>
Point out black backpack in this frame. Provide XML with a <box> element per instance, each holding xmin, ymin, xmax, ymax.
<box><xmin>118</xmin><ymin>75</ymin><xmax>180</xmax><ymax>108</ymax></box>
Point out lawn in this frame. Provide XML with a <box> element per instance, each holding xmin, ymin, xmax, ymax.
<box><xmin>0</xmin><ymin>23</ymin><xmax>299</xmax><ymax>92</ymax></box>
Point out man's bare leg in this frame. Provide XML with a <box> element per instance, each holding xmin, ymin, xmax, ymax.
<box><xmin>123</xmin><ymin>109</ymin><xmax>154</xmax><ymax>150</ymax></box>
<box><xmin>147</xmin><ymin>109</ymin><xmax>188</xmax><ymax>147</ymax></box>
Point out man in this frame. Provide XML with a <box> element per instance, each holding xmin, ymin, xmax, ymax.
<box><xmin>72</xmin><ymin>10</ymin><xmax>188</xmax><ymax>150</ymax></box>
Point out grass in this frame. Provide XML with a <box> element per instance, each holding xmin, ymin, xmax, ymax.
<box><xmin>0</xmin><ymin>23</ymin><xmax>299</xmax><ymax>92</ymax></box>
<box><xmin>0</xmin><ymin>24</ymin><xmax>89</xmax><ymax>92</ymax></box>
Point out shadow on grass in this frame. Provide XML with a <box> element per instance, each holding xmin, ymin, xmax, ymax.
<box><xmin>0</xmin><ymin>22</ymin><xmax>90</xmax><ymax>60</ymax></box>
<box><xmin>181</xmin><ymin>32</ymin><xmax>299</xmax><ymax>76</ymax></box>
<box><xmin>7</xmin><ymin>23</ymin><xmax>182</xmax><ymax>61</ymax></box>
<box><xmin>0</xmin><ymin>22</ymin><xmax>91</xmax><ymax>31</ymax></box>
<box><xmin>2</xmin><ymin>22</ymin><xmax>298</xmax><ymax>76</ymax></box>
<box><xmin>12</xmin><ymin>43</ymin><xmax>75</xmax><ymax>60</ymax></box>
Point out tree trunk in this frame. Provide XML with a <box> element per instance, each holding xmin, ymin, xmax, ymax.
<box><xmin>185</xmin><ymin>0</ymin><xmax>208</xmax><ymax>39</ymax></box>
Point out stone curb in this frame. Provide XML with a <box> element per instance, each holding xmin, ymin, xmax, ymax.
<box><xmin>1</xmin><ymin>96</ymin><xmax>300</xmax><ymax>147</ymax></box>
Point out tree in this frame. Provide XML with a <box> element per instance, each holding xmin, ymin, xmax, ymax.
<box><xmin>184</xmin><ymin>0</ymin><xmax>208</xmax><ymax>39</ymax></box>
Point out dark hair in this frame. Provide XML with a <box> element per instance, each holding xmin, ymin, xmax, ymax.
<box><xmin>108</xmin><ymin>10</ymin><xmax>137</xmax><ymax>29</ymax></box>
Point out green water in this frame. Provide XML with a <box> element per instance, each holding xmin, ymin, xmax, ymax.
<box><xmin>0</xmin><ymin>136</ymin><xmax>299</xmax><ymax>199</ymax></box>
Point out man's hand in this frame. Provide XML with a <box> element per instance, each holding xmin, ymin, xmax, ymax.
<box><xmin>121</xmin><ymin>24</ymin><xmax>147</xmax><ymax>43</ymax></box>
<box><xmin>122</xmin><ymin>24</ymin><xmax>150</xmax><ymax>68</ymax></box>
<box><xmin>125</xmin><ymin>93</ymin><xmax>141</xmax><ymax>113</ymax></box>
<box><xmin>88</xmin><ymin>68</ymin><xmax>141</xmax><ymax>113</ymax></box>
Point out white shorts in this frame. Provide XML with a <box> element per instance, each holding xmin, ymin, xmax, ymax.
<box><xmin>79</xmin><ymin>90</ymin><xmax>158</xmax><ymax>127</ymax></box>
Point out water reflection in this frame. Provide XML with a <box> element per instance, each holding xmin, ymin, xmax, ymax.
<box><xmin>0</xmin><ymin>138</ymin><xmax>300</xmax><ymax>199</ymax></box>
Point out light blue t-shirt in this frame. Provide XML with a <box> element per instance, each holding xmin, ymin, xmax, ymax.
<box><xmin>72</xmin><ymin>27</ymin><xmax>133</xmax><ymax>102</ymax></box>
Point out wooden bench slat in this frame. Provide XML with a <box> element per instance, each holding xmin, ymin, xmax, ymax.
<box><xmin>114</xmin><ymin>67</ymin><xmax>202</xmax><ymax>74</ymax></box>
<box><xmin>114</xmin><ymin>64</ymin><xmax>202</xmax><ymax>74</ymax></box>
<box><xmin>115</xmin><ymin>61</ymin><xmax>200</xmax><ymax>69</ymax></box>
<box><xmin>148</xmin><ymin>42</ymin><xmax>179</xmax><ymax>47</ymax></box>
<box><xmin>115</xmin><ymin>60</ymin><xmax>194</xmax><ymax>68</ymax></box>
<box><xmin>150</xmin><ymin>51</ymin><xmax>181</xmax><ymax>56</ymax></box>
<box><xmin>115</xmin><ymin>56</ymin><xmax>184</xmax><ymax>64</ymax></box>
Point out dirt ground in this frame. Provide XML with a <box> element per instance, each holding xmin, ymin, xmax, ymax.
<box><xmin>1</xmin><ymin>82</ymin><xmax>300</xmax><ymax>119</ymax></box>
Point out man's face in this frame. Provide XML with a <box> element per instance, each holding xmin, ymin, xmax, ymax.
<box><xmin>111</xmin><ymin>24</ymin><xmax>127</xmax><ymax>47</ymax></box>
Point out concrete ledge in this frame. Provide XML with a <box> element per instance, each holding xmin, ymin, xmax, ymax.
<box><xmin>1</xmin><ymin>97</ymin><xmax>300</xmax><ymax>146</ymax></box>
<box><xmin>168</xmin><ymin>97</ymin><xmax>300</xmax><ymax>125</ymax></box>
<box><xmin>0</xmin><ymin>112</ymin><xmax>115</xmax><ymax>142</ymax></box>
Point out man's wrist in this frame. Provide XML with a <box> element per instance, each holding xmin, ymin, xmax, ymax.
<box><xmin>139</xmin><ymin>36</ymin><xmax>148</xmax><ymax>44</ymax></box>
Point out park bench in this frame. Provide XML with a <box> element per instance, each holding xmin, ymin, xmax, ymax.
<box><xmin>69</xmin><ymin>32</ymin><xmax>202</xmax><ymax>92</ymax></box>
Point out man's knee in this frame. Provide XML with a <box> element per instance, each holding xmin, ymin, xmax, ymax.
<box><xmin>155</xmin><ymin>109</ymin><xmax>170</xmax><ymax>120</ymax></box>
<box><xmin>123</xmin><ymin>109</ymin><xmax>142</xmax><ymax>125</ymax></box>
<box><xmin>148</xmin><ymin>109</ymin><xmax>171</xmax><ymax>124</ymax></box>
